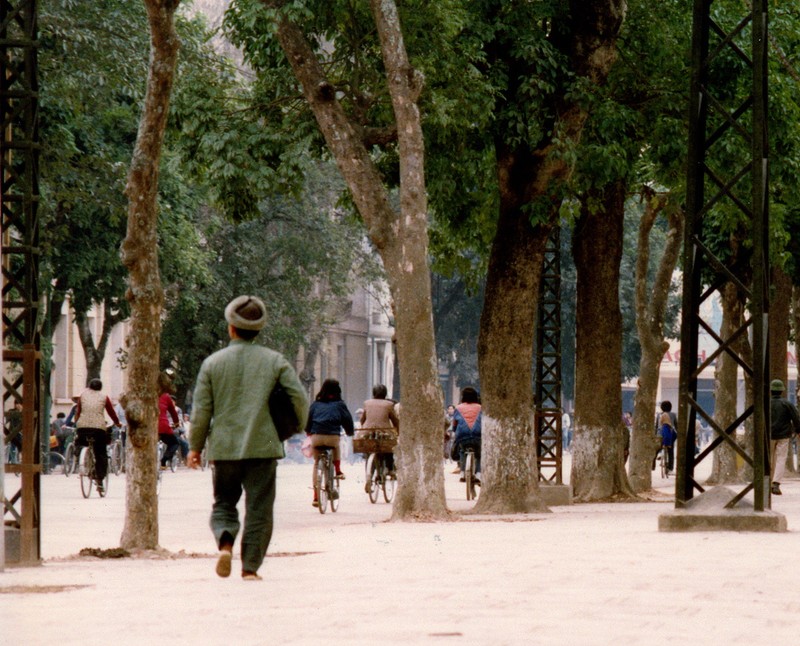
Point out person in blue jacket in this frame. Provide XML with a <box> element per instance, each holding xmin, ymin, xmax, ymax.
<box><xmin>305</xmin><ymin>379</ymin><xmax>354</xmax><ymax>506</ymax></box>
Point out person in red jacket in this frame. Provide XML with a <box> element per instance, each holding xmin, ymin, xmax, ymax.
<box><xmin>158</xmin><ymin>372</ymin><xmax>181</xmax><ymax>469</ymax></box>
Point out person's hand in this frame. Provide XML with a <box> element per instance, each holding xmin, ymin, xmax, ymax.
<box><xmin>187</xmin><ymin>450</ymin><xmax>202</xmax><ymax>469</ymax></box>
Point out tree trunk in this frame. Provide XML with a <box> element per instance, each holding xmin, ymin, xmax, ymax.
<box><xmin>119</xmin><ymin>0</ymin><xmax>181</xmax><ymax>550</ymax></box>
<box><xmin>473</xmin><ymin>0</ymin><xmax>627</xmax><ymax>512</ymax></box>
<box><xmin>268</xmin><ymin>1</ymin><xmax>447</xmax><ymax>519</ymax></box>
<box><xmin>571</xmin><ymin>181</ymin><xmax>634</xmax><ymax>501</ymax></box>
<box><xmin>628</xmin><ymin>192</ymin><xmax>683</xmax><ymax>493</ymax></box>
<box><xmin>706</xmin><ymin>281</ymin><xmax>744</xmax><ymax>485</ymax></box>
<box><xmin>769</xmin><ymin>266</ymin><xmax>794</xmax><ymax>474</ymax></box>
<box><xmin>474</xmin><ymin>196</ymin><xmax>552</xmax><ymax>514</ymax></box>
<box><xmin>74</xmin><ymin>303</ymin><xmax>124</xmax><ymax>383</ymax></box>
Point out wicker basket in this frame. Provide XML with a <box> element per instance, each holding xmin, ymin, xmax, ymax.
<box><xmin>352</xmin><ymin>428</ymin><xmax>398</xmax><ymax>454</ymax></box>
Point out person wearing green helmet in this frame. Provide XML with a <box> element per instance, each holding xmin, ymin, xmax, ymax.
<box><xmin>769</xmin><ymin>379</ymin><xmax>800</xmax><ymax>496</ymax></box>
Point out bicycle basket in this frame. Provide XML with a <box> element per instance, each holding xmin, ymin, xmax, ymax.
<box><xmin>353</xmin><ymin>428</ymin><xmax>398</xmax><ymax>454</ymax></box>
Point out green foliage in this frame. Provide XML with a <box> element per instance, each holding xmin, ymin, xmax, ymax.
<box><xmin>160</xmin><ymin>162</ymin><xmax>379</xmax><ymax>391</ymax></box>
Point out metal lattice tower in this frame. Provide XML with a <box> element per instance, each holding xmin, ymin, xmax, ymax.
<box><xmin>677</xmin><ymin>0</ymin><xmax>769</xmax><ymax>510</ymax></box>
<box><xmin>1</xmin><ymin>0</ymin><xmax>41</xmax><ymax>564</ymax></box>
<box><xmin>534</xmin><ymin>227</ymin><xmax>563</xmax><ymax>484</ymax></box>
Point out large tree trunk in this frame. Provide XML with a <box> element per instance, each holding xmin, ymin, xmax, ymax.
<box><xmin>474</xmin><ymin>192</ymin><xmax>552</xmax><ymax>514</ymax></box>
<box><xmin>571</xmin><ymin>181</ymin><xmax>634</xmax><ymax>501</ymax></box>
<box><xmin>706</xmin><ymin>281</ymin><xmax>744</xmax><ymax>485</ymax></box>
<box><xmin>628</xmin><ymin>192</ymin><xmax>683</xmax><ymax>493</ymax></box>
<box><xmin>770</xmin><ymin>266</ymin><xmax>795</xmax><ymax>475</ymax></box>
<box><xmin>119</xmin><ymin>0</ymin><xmax>181</xmax><ymax>550</ymax></box>
<box><xmin>474</xmin><ymin>0</ymin><xmax>627</xmax><ymax>512</ymax></box>
<box><xmin>268</xmin><ymin>0</ymin><xmax>447</xmax><ymax>519</ymax></box>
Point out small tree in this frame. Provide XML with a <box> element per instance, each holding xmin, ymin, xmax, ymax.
<box><xmin>119</xmin><ymin>0</ymin><xmax>181</xmax><ymax>550</ymax></box>
<box><xmin>628</xmin><ymin>191</ymin><xmax>683</xmax><ymax>493</ymax></box>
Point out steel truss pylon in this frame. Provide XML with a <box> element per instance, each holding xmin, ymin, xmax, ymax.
<box><xmin>534</xmin><ymin>227</ymin><xmax>563</xmax><ymax>484</ymax></box>
<box><xmin>1</xmin><ymin>0</ymin><xmax>42</xmax><ymax>564</ymax></box>
<box><xmin>678</xmin><ymin>0</ymin><xmax>769</xmax><ymax>510</ymax></box>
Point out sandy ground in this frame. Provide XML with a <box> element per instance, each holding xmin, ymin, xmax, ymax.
<box><xmin>2</xmin><ymin>455</ymin><xmax>799</xmax><ymax>646</ymax></box>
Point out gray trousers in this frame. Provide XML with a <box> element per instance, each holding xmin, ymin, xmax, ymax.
<box><xmin>210</xmin><ymin>458</ymin><xmax>277</xmax><ymax>574</ymax></box>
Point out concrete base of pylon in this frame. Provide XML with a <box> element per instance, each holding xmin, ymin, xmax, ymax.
<box><xmin>658</xmin><ymin>485</ymin><xmax>787</xmax><ymax>532</ymax></box>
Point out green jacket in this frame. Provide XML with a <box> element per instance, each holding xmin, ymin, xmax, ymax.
<box><xmin>189</xmin><ymin>339</ymin><xmax>309</xmax><ymax>460</ymax></box>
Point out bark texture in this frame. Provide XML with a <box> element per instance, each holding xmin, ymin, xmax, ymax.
<box><xmin>475</xmin><ymin>0</ymin><xmax>627</xmax><ymax>513</ymax></box>
<box><xmin>706</xmin><ymin>281</ymin><xmax>745</xmax><ymax>485</ymax></box>
<box><xmin>769</xmin><ymin>266</ymin><xmax>794</xmax><ymax>475</ymax></box>
<box><xmin>267</xmin><ymin>0</ymin><xmax>447</xmax><ymax>519</ymax></box>
<box><xmin>570</xmin><ymin>181</ymin><xmax>634</xmax><ymax>501</ymax></box>
<box><xmin>119</xmin><ymin>0</ymin><xmax>181</xmax><ymax>550</ymax></box>
<box><xmin>628</xmin><ymin>192</ymin><xmax>683</xmax><ymax>493</ymax></box>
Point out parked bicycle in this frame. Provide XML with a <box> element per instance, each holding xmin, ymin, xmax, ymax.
<box><xmin>78</xmin><ymin>436</ymin><xmax>108</xmax><ymax>498</ymax></box>
<box><xmin>313</xmin><ymin>446</ymin><xmax>339</xmax><ymax>514</ymax></box>
<box><xmin>365</xmin><ymin>452</ymin><xmax>395</xmax><ymax>504</ymax></box>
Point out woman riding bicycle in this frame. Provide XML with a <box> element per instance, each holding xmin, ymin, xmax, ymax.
<box><xmin>360</xmin><ymin>384</ymin><xmax>400</xmax><ymax>479</ymax></box>
<box><xmin>74</xmin><ymin>378</ymin><xmax>120</xmax><ymax>493</ymax></box>
<box><xmin>450</xmin><ymin>386</ymin><xmax>482</xmax><ymax>483</ymax></box>
<box><xmin>157</xmin><ymin>372</ymin><xmax>181</xmax><ymax>469</ymax></box>
<box><xmin>305</xmin><ymin>379</ymin><xmax>354</xmax><ymax>507</ymax></box>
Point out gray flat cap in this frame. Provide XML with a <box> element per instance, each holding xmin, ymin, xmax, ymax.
<box><xmin>224</xmin><ymin>295</ymin><xmax>267</xmax><ymax>330</ymax></box>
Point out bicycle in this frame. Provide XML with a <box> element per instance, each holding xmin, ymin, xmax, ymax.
<box><xmin>63</xmin><ymin>428</ymin><xmax>79</xmax><ymax>476</ymax></box>
<box><xmin>659</xmin><ymin>446</ymin><xmax>670</xmax><ymax>479</ymax></box>
<box><xmin>365</xmin><ymin>452</ymin><xmax>395</xmax><ymax>504</ymax></box>
<box><xmin>463</xmin><ymin>446</ymin><xmax>479</xmax><ymax>501</ymax></box>
<box><xmin>78</xmin><ymin>435</ymin><xmax>108</xmax><ymax>498</ymax></box>
<box><xmin>108</xmin><ymin>437</ymin><xmax>123</xmax><ymax>476</ymax></box>
<box><xmin>43</xmin><ymin>450</ymin><xmax>66</xmax><ymax>474</ymax></box>
<box><xmin>313</xmin><ymin>446</ymin><xmax>339</xmax><ymax>514</ymax></box>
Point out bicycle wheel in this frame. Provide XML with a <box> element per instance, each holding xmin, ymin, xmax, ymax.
<box><xmin>464</xmin><ymin>451</ymin><xmax>476</xmax><ymax>501</ymax></box>
<box><xmin>110</xmin><ymin>441</ymin><xmax>122</xmax><ymax>476</ymax></box>
<box><xmin>366</xmin><ymin>454</ymin><xmax>380</xmax><ymax>504</ymax></box>
<box><xmin>660</xmin><ymin>448</ymin><xmax>668</xmax><ymax>479</ymax></box>
<box><xmin>329</xmin><ymin>460</ymin><xmax>340</xmax><ymax>512</ymax></box>
<box><xmin>382</xmin><ymin>458</ymin><xmax>396</xmax><ymax>503</ymax></box>
<box><xmin>79</xmin><ymin>447</ymin><xmax>94</xmax><ymax>498</ymax></box>
<box><xmin>64</xmin><ymin>443</ymin><xmax>74</xmax><ymax>476</ymax></box>
<box><xmin>98</xmin><ymin>470</ymin><xmax>109</xmax><ymax>497</ymax></box>
<box><xmin>46</xmin><ymin>451</ymin><xmax>66</xmax><ymax>475</ymax></box>
<box><xmin>170</xmin><ymin>451</ymin><xmax>179</xmax><ymax>472</ymax></box>
<box><xmin>315</xmin><ymin>457</ymin><xmax>328</xmax><ymax>514</ymax></box>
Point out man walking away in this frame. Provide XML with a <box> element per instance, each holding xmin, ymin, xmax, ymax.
<box><xmin>769</xmin><ymin>379</ymin><xmax>800</xmax><ymax>496</ymax></box>
<box><xmin>187</xmin><ymin>295</ymin><xmax>309</xmax><ymax>580</ymax></box>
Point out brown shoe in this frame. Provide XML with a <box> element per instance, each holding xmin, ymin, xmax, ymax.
<box><xmin>216</xmin><ymin>550</ymin><xmax>232</xmax><ymax>578</ymax></box>
<box><xmin>242</xmin><ymin>571</ymin><xmax>262</xmax><ymax>581</ymax></box>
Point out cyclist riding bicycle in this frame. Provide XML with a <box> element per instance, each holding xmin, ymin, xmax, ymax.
<box><xmin>450</xmin><ymin>386</ymin><xmax>482</xmax><ymax>483</ymax></box>
<box><xmin>74</xmin><ymin>378</ymin><xmax>120</xmax><ymax>493</ymax></box>
<box><xmin>360</xmin><ymin>384</ymin><xmax>399</xmax><ymax>481</ymax></box>
<box><xmin>305</xmin><ymin>379</ymin><xmax>354</xmax><ymax>507</ymax></box>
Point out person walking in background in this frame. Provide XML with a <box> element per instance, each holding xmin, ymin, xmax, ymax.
<box><xmin>769</xmin><ymin>379</ymin><xmax>800</xmax><ymax>496</ymax></box>
<box><xmin>450</xmin><ymin>386</ymin><xmax>483</xmax><ymax>482</ymax></box>
<box><xmin>74</xmin><ymin>379</ymin><xmax>120</xmax><ymax>494</ymax></box>
<box><xmin>360</xmin><ymin>384</ymin><xmax>400</xmax><ymax>478</ymax></box>
<box><xmin>305</xmin><ymin>379</ymin><xmax>354</xmax><ymax>507</ymax></box>
<box><xmin>158</xmin><ymin>373</ymin><xmax>181</xmax><ymax>470</ymax></box>
<box><xmin>562</xmin><ymin>410</ymin><xmax>572</xmax><ymax>452</ymax></box>
<box><xmin>187</xmin><ymin>295</ymin><xmax>308</xmax><ymax>581</ymax></box>
<box><xmin>657</xmin><ymin>401</ymin><xmax>677</xmax><ymax>474</ymax></box>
